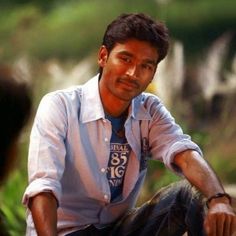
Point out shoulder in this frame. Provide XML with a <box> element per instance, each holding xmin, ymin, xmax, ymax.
<box><xmin>39</xmin><ymin>86</ymin><xmax>82</xmax><ymax>110</ymax></box>
<box><xmin>41</xmin><ymin>75</ymin><xmax>98</xmax><ymax>106</ymax></box>
<box><xmin>139</xmin><ymin>92</ymin><xmax>161</xmax><ymax>105</ymax></box>
<box><xmin>138</xmin><ymin>92</ymin><xmax>170</xmax><ymax>117</ymax></box>
<box><xmin>32</xmin><ymin>87</ymin><xmax>82</xmax><ymax>126</ymax></box>
<box><xmin>43</xmin><ymin>86</ymin><xmax>82</xmax><ymax>103</ymax></box>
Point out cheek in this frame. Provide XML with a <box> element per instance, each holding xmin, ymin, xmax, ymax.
<box><xmin>143</xmin><ymin>71</ymin><xmax>155</xmax><ymax>83</ymax></box>
<box><xmin>140</xmin><ymin>77</ymin><xmax>153</xmax><ymax>89</ymax></box>
<box><xmin>105</xmin><ymin>62</ymin><xmax>126</xmax><ymax>76</ymax></box>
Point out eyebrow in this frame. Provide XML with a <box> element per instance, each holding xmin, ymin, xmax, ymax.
<box><xmin>143</xmin><ymin>58</ymin><xmax>157</xmax><ymax>66</ymax></box>
<box><xmin>118</xmin><ymin>51</ymin><xmax>157</xmax><ymax>66</ymax></box>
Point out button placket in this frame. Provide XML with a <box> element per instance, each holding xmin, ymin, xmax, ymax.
<box><xmin>99</xmin><ymin>118</ymin><xmax>111</xmax><ymax>202</ymax></box>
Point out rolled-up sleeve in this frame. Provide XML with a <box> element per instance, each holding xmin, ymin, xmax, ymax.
<box><xmin>148</xmin><ymin>98</ymin><xmax>202</xmax><ymax>174</ymax></box>
<box><xmin>22</xmin><ymin>93</ymin><xmax>68</xmax><ymax>206</ymax></box>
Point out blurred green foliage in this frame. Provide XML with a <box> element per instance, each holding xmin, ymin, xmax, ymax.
<box><xmin>0</xmin><ymin>0</ymin><xmax>235</xmax><ymax>235</ymax></box>
<box><xmin>0</xmin><ymin>135</ymin><xmax>29</xmax><ymax>235</ymax></box>
<box><xmin>0</xmin><ymin>0</ymin><xmax>235</xmax><ymax>62</ymax></box>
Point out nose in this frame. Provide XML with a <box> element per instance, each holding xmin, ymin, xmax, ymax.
<box><xmin>126</xmin><ymin>64</ymin><xmax>138</xmax><ymax>79</ymax></box>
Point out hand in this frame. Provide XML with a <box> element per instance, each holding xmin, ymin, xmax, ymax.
<box><xmin>204</xmin><ymin>202</ymin><xmax>236</xmax><ymax>236</ymax></box>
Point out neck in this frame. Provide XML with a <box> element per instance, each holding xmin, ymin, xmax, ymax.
<box><xmin>99</xmin><ymin>78</ymin><xmax>130</xmax><ymax>117</ymax></box>
<box><xmin>103</xmin><ymin>99</ymin><xmax>129</xmax><ymax>117</ymax></box>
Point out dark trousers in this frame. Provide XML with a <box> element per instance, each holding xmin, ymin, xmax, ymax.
<box><xmin>66</xmin><ymin>180</ymin><xmax>206</xmax><ymax>236</ymax></box>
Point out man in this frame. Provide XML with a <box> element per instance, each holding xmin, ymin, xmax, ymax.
<box><xmin>23</xmin><ymin>13</ymin><xmax>236</xmax><ymax>236</ymax></box>
<box><xmin>0</xmin><ymin>65</ymin><xmax>32</xmax><ymax>235</ymax></box>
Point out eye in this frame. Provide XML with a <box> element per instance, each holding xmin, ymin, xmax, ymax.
<box><xmin>120</xmin><ymin>56</ymin><xmax>131</xmax><ymax>63</ymax></box>
<box><xmin>141</xmin><ymin>63</ymin><xmax>154</xmax><ymax>71</ymax></box>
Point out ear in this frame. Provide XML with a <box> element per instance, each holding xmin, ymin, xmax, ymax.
<box><xmin>98</xmin><ymin>46</ymin><xmax>108</xmax><ymax>67</ymax></box>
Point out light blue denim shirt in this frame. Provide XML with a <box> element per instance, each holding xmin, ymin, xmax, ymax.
<box><xmin>23</xmin><ymin>74</ymin><xmax>202</xmax><ymax>235</ymax></box>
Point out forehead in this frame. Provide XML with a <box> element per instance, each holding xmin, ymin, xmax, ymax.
<box><xmin>110</xmin><ymin>38</ymin><xmax>159</xmax><ymax>62</ymax></box>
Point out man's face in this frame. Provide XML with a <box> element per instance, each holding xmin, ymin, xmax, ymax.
<box><xmin>98</xmin><ymin>39</ymin><xmax>159</xmax><ymax>102</ymax></box>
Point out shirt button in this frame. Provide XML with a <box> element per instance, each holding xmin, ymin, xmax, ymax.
<box><xmin>101</xmin><ymin>168</ymin><xmax>106</xmax><ymax>173</ymax></box>
<box><xmin>104</xmin><ymin>137</ymin><xmax>108</xmax><ymax>142</ymax></box>
<box><xmin>104</xmin><ymin>194</ymin><xmax>108</xmax><ymax>200</ymax></box>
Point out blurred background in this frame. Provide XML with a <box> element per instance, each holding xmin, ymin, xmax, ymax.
<box><xmin>0</xmin><ymin>0</ymin><xmax>235</xmax><ymax>234</ymax></box>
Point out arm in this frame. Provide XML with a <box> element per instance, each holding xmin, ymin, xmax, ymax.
<box><xmin>29</xmin><ymin>192</ymin><xmax>58</xmax><ymax>236</ymax></box>
<box><xmin>174</xmin><ymin>150</ymin><xmax>236</xmax><ymax>236</ymax></box>
<box><xmin>23</xmin><ymin>94</ymin><xmax>67</xmax><ymax>234</ymax></box>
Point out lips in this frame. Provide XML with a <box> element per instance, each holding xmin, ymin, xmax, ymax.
<box><xmin>117</xmin><ymin>78</ymin><xmax>139</xmax><ymax>90</ymax></box>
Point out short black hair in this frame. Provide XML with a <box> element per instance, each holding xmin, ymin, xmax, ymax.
<box><xmin>102</xmin><ymin>13</ymin><xmax>169</xmax><ymax>63</ymax></box>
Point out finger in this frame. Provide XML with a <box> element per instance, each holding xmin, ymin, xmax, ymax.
<box><xmin>205</xmin><ymin>215</ymin><xmax>216</xmax><ymax>236</ymax></box>
<box><xmin>223</xmin><ymin>215</ymin><xmax>231</xmax><ymax>236</ymax></box>
<box><xmin>231</xmin><ymin>215</ymin><xmax>236</xmax><ymax>236</ymax></box>
<box><xmin>211</xmin><ymin>215</ymin><xmax>217</xmax><ymax>236</ymax></box>
<box><xmin>216</xmin><ymin>214</ymin><xmax>225</xmax><ymax>236</ymax></box>
<box><xmin>204</xmin><ymin>218</ymin><xmax>210</xmax><ymax>235</ymax></box>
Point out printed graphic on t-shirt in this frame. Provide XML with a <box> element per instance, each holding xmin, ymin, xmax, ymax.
<box><xmin>107</xmin><ymin>142</ymin><xmax>130</xmax><ymax>201</ymax></box>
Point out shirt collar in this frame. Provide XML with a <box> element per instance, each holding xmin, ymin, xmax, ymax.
<box><xmin>80</xmin><ymin>74</ymin><xmax>152</xmax><ymax>123</ymax></box>
<box><xmin>80</xmin><ymin>75</ymin><xmax>105</xmax><ymax>123</ymax></box>
<box><xmin>130</xmin><ymin>94</ymin><xmax>152</xmax><ymax>120</ymax></box>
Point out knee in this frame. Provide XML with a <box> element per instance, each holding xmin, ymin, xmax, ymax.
<box><xmin>150</xmin><ymin>180</ymin><xmax>204</xmax><ymax>210</ymax></box>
